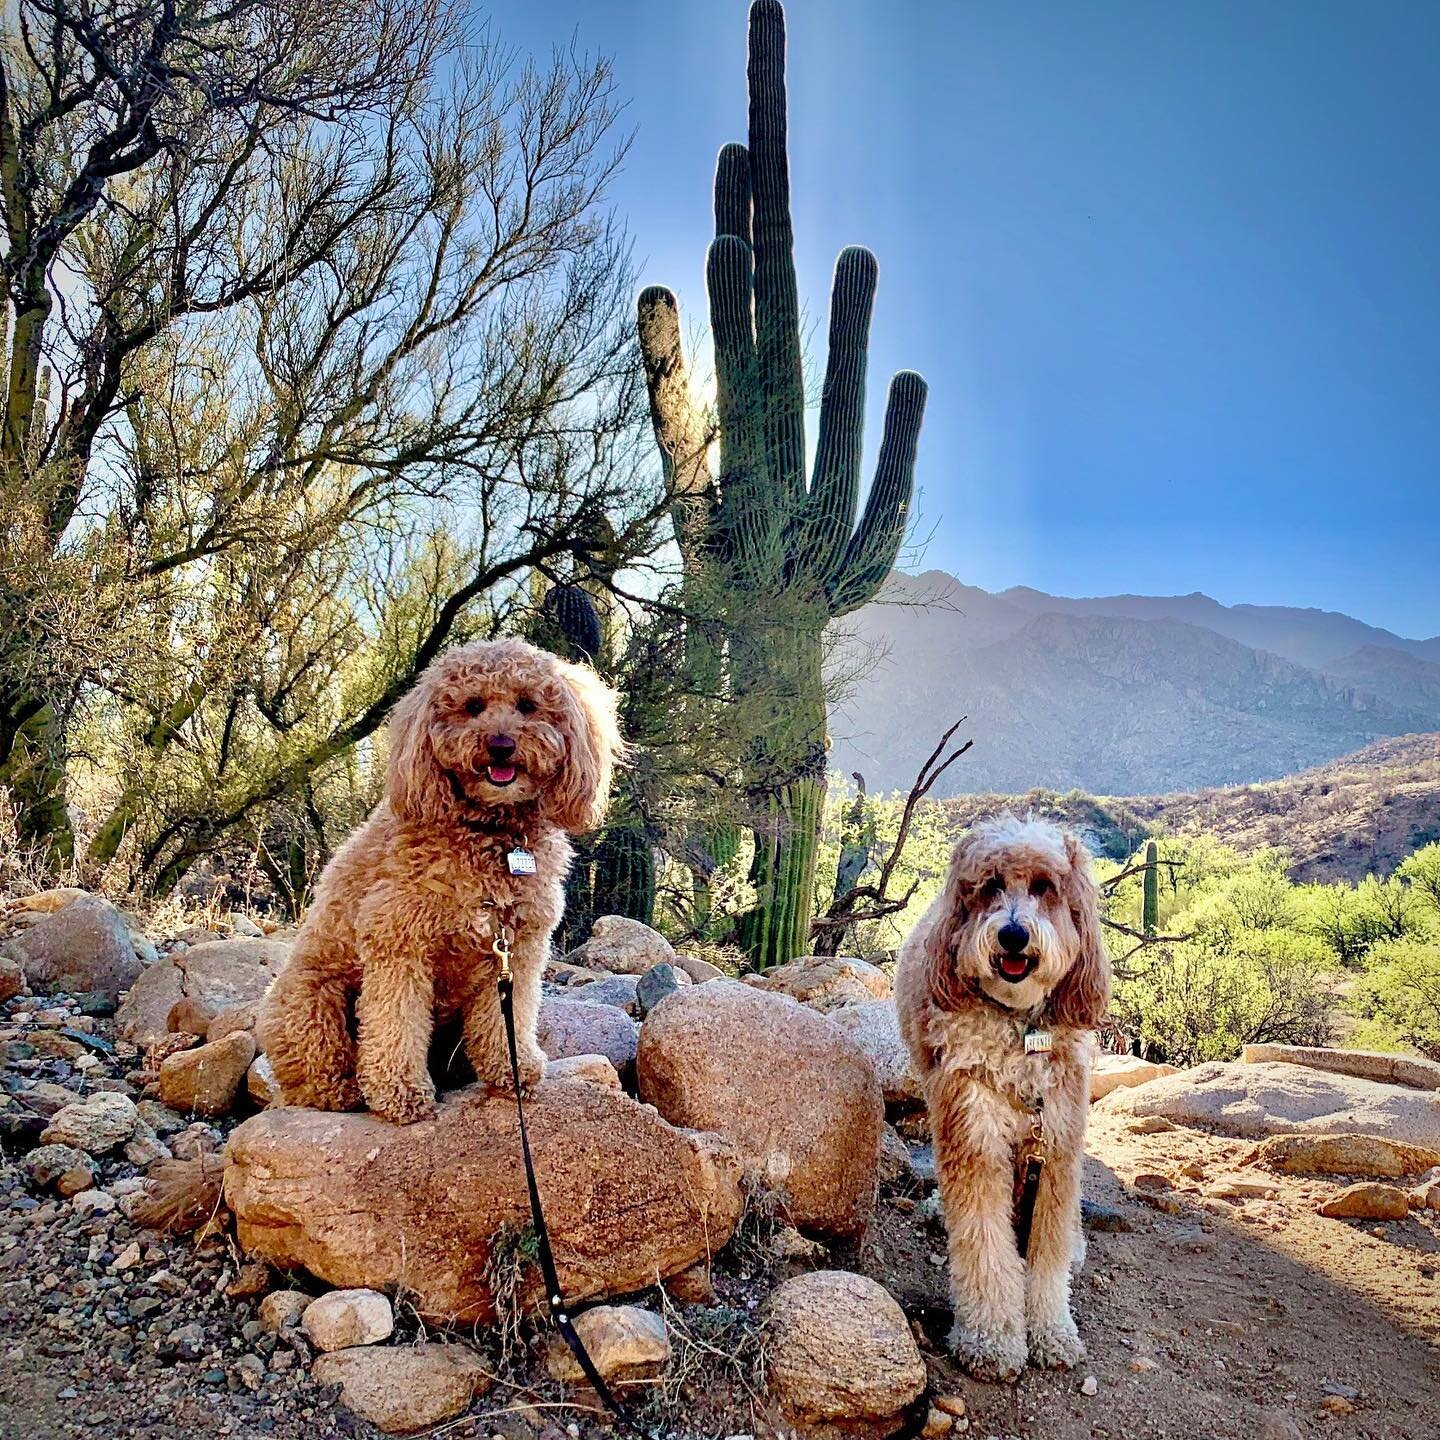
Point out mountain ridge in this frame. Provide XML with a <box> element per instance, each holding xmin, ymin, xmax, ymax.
<box><xmin>828</xmin><ymin>571</ymin><xmax>1440</xmax><ymax>796</ymax></box>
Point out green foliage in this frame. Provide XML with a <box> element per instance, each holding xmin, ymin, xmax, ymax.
<box><xmin>1345</xmin><ymin>844</ymin><xmax>1440</xmax><ymax>1057</ymax></box>
<box><xmin>593</xmin><ymin>825</ymin><xmax>657</xmax><ymax>925</ymax></box>
<box><xmin>1108</xmin><ymin>841</ymin><xmax>1334</xmax><ymax>1064</ymax></box>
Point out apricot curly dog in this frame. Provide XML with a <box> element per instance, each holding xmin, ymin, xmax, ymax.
<box><xmin>896</xmin><ymin>815</ymin><xmax>1110</xmax><ymax>1382</ymax></box>
<box><xmin>259</xmin><ymin>637</ymin><xmax>622</xmax><ymax>1125</ymax></box>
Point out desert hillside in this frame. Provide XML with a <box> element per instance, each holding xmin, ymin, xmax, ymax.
<box><xmin>936</xmin><ymin>732</ymin><xmax>1440</xmax><ymax>881</ymax></box>
<box><xmin>830</xmin><ymin>572</ymin><xmax>1440</xmax><ymax>796</ymax></box>
<box><xmin>1132</xmin><ymin>732</ymin><xmax>1440</xmax><ymax>881</ymax></box>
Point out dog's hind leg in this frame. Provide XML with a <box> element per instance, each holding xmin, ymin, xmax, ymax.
<box><xmin>261</xmin><ymin>960</ymin><xmax>360</xmax><ymax>1112</ymax></box>
<box><xmin>930</xmin><ymin>1074</ymin><xmax>1029</xmax><ymax>1382</ymax></box>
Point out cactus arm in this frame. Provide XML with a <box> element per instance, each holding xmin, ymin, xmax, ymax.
<box><xmin>799</xmin><ymin>245</ymin><xmax>877</xmax><ymax>582</ymax></box>
<box><xmin>637</xmin><ymin>284</ymin><xmax>714</xmax><ymax>560</ymax></box>
<box><xmin>827</xmin><ymin>368</ymin><xmax>927</xmax><ymax>614</ymax></box>
<box><xmin>714</xmin><ymin>141</ymin><xmax>752</xmax><ymax>245</ymax></box>
<box><xmin>746</xmin><ymin>0</ymin><xmax>806</xmax><ymax>502</ymax></box>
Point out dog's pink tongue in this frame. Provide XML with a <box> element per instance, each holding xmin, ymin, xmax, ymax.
<box><xmin>1001</xmin><ymin>956</ymin><xmax>1029</xmax><ymax>978</ymax></box>
<box><xmin>488</xmin><ymin>764</ymin><xmax>516</xmax><ymax>784</ymax></box>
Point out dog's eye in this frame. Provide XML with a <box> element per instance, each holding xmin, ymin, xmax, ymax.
<box><xmin>1029</xmin><ymin>876</ymin><xmax>1055</xmax><ymax>898</ymax></box>
<box><xmin>981</xmin><ymin>875</ymin><xmax>1005</xmax><ymax>899</ymax></box>
<box><xmin>464</xmin><ymin>697</ymin><xmax>486</xmax><ymax>717</ymax></box>
<box><xmin>516</xmin><ymin>696</ymin><xmax>537</xmax><ymax>716</ymax></box>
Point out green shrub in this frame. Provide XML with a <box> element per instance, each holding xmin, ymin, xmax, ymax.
<box><xmin>1349</xmin><ymin>936</ymin><xmax>1440</xmax><ymax>1060</ymax></box>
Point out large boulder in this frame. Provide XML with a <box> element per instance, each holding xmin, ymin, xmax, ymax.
<box><xmin>3</xmin><ymin>896</ymin><xmax>139</xmax><ymax>999</ymax></box>
<box><xmin>764</xmin><ymin>1271</ymin><xmax>926</xmax><ymax>1438</ymax></box>
<box><xmin>312</xmin><ymin>1344</ymin><xmax>491</xmax><ymax>1434</ymax></box>
<box><xmin>637</xmin><ymin>981</ymin><xmax>883</xmax><ymax>1238</ymax></box>
<box><xmin>1091</xmin><ymin>1054</ymin><xmax>1178</xmax><ymax>1102</ymax></box>
<box><xmin>225</xmin><ymin>1079</ymin><xmax>744</xmax><ymax>1325</ymax></box>
<box><xmin>1098</xmin><ymin>1061</ymin><xmax>1440</xmax><ymax>1147</ymax></box>
<box><xmin>116</xmin><ymin>938</ymin><xmax>290</xmax><ymax>1047</ymax></box>
<box><xmin>671</xmin><ymin>951</ymin><xmax>727</xmax><ymax>984</ymax></box>
<box><xmin>1318</xmin><ymin>1183</ymin><xmax>1410</xmax><ymax>1221</ymax></box>
<box><xmin>1241</xmin><ymin>1043</ymin><xmax>1440</xmax><ymax>1093</ymax></box>
<box><xmin>742</xmin><ymin>956</ymin><xmax>891</xmax><ymax>1014</ymax></box>
<box><xmin>1252</xmin><ymin>1133</ymin><xmax>1440</xmax><ymax>1179</ymax></box>
<box><xmin>537</xmin><ymin>997</ymin><xmax>639</xmax><ymax>1083</ymax></box>
<box><xmin>829</xmin><ymin>1000</ymin><xmax>921</xmax><ymax>1105</ymax></box>
<box><xmin>567</xmin><ymin>915</ymin><xmax>675</xmax><ymax>976</ymax></box>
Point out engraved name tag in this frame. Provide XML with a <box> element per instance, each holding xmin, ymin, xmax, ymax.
<box><xmin>1023</xmin><ymin>1028</ymin><xmax>1053</xmax><ymax>1055</ymax></box>
<box><xmin>507</xmin><ymin>847</ymin><xmax>537</xmax><ymax>876</ymax></box>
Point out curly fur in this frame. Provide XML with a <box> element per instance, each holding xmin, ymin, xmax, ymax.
<box><xmin>896</xmin><ymin>814</ymin><xmax>1111</xmax><ymax>1381</ymax></box>
<box><xmin>259</xmin><ymin>637</ymin><xmax>623</xmax><ymax>1125</ymax></box>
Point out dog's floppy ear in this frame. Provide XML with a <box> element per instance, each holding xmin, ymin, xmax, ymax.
<box><xmin>544</xmin><ymin>658</ymin><xmax>625</xmax><ymax>834</ymax></box>
<box><xmin>924</xmin><ymin>836</ymin><xmax>978</xmax><ymax>1012</ymax></box>
<box><xmin>386</xmin><ymin>673</ymin><xmax>451</xmax><ymax>826</ymax></box>
<box><xmin>1047</xmin><ymin>832</ymin><xmax>1112</xmax><ymax>1030</ymax></box>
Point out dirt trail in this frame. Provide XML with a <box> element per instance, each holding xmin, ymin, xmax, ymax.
<box><xmin>866</xmin><ymin>1109</ymin><xmax>1440</xmax><ymax>1440</ymax></box>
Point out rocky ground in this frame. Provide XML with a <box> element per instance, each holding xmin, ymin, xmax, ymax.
<box><xmin>3</xmin><ymin>897</ymin><xmax>1440</xmax><ymax>1440</ymax></box>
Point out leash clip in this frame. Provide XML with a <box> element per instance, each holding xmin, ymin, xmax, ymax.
<box><xmin>493</xmin><ymin>922</ymin><xmax>513</xmax><ymax>979</ymax></box>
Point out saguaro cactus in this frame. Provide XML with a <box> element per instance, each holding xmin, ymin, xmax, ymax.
<box><xmin>638</xmin><ymin>0</ymin><xmax>927</xmax><ymax>967</ymax></box>
<box><xmin>1143</xmin><ymin>840</ymin><xmax>1160</xmax><ymax>936</ymax></box>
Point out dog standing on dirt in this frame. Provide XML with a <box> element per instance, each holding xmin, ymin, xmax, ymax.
<box><xmin>258</xmin><ymin>637</ymin><xmax>621</xmax><ymax>1125</ymax></box>
<box><xmin>895</xmin><ymin>815</ymin><xmax>1110</xmax><ymax>1381</ymax></box>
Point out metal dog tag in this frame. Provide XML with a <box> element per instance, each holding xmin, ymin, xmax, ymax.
<box><xmin>1023</xmin><ymin>1027</ymin><xmax>1053</xmax><ymax>1056</ymax></box>
<box><xmin>507</xmin><ymin>847</ymin><xmax>537</xmax><ymax>877</ymax></box>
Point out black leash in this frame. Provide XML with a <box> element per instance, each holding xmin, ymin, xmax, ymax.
<box><xmin>493</xmin><ymin>931</ymin><xmax>637</xmax><ymax>1431</ymax></box>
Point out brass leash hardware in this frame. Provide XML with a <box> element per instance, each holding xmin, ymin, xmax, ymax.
<box><xmin>493</xmin><ymin>922</ymin><xmax>514</xmax><ymax>979</ymax></box>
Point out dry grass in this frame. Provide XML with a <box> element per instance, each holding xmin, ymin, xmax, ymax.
<box><xmin>480</xmin><ymin>1221</ymin><xmax>542</xmax><ymax>1376</ymax></box>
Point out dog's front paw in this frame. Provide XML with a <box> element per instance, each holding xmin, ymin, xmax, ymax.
<box><xmin>494</xmin><ymin>1046</ymin><xmax>546</xmax><ymax>1097</ymax></box>
<box><xmin>1028</xmin><ymin>1314</ymin><xmax>1086</xmax><ymax>1370</ymax></box>
<box><xmin>948</xmin><ymin>1323</ymin><xmax>1027</xmax><ymax>1383</ymax></box>
<box><xmin>362</xmin><ymin>1077</ymin><xmax>437</xmax><ymax>1126</ymax></box>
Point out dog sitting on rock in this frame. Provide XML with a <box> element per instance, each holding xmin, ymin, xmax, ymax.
<box><xmin>895</xmin><ymin>814</ymin><xmax>1110</xmax><ymax>1381</ymax></box>
<box><xmin>258</xmin><ymin>637</ymin><xmax>622</xmax><ymax>1125</ymax></box>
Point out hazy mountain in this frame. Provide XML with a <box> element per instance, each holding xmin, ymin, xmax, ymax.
<box><xmin>998</xmin><ymin>584</ymin><xmax>1440</xmax><ymax>670</ymax></box>
<box><xmin>828</xmin><ymin>572</ymin><xmax>1440</xmax><ymax>796</ymax></box>
<box><xmin>1321</xmin><ymin>646</ymin><xmax>1440</xmax><ymax>716</ymax></box>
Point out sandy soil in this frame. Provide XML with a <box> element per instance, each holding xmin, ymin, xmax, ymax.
<box><xmin>864</xmin><ymin>1107</ymin><xmax>1440</xmax><ymax>1440</ymax></box>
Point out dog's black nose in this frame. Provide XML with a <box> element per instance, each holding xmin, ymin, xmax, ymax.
<box><xmin>997</xmin><ymin>920</ymin><xmax>1030</xmax><ymax>954</ymax></box>
<box><xmin>487</xmin><ymin>734</ymin><xmax>517</xmax><ymax>759</ymax></box>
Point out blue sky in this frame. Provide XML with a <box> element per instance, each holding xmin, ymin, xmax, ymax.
<box><xmin>496</xmin><ymin>1</ymin><xmax>1440</xmax><ymax>640</ymax></box>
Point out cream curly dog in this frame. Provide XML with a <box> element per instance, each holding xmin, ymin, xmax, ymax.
<box><xmin>260</xmin><ymin>637</ymin><xmax>621</xmax><ymax>1125</ymax></box>
<box><xmin>896</xmin><ymin>815</ymin><xmax>1110</xmax><ymax>1381</ymax></box>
